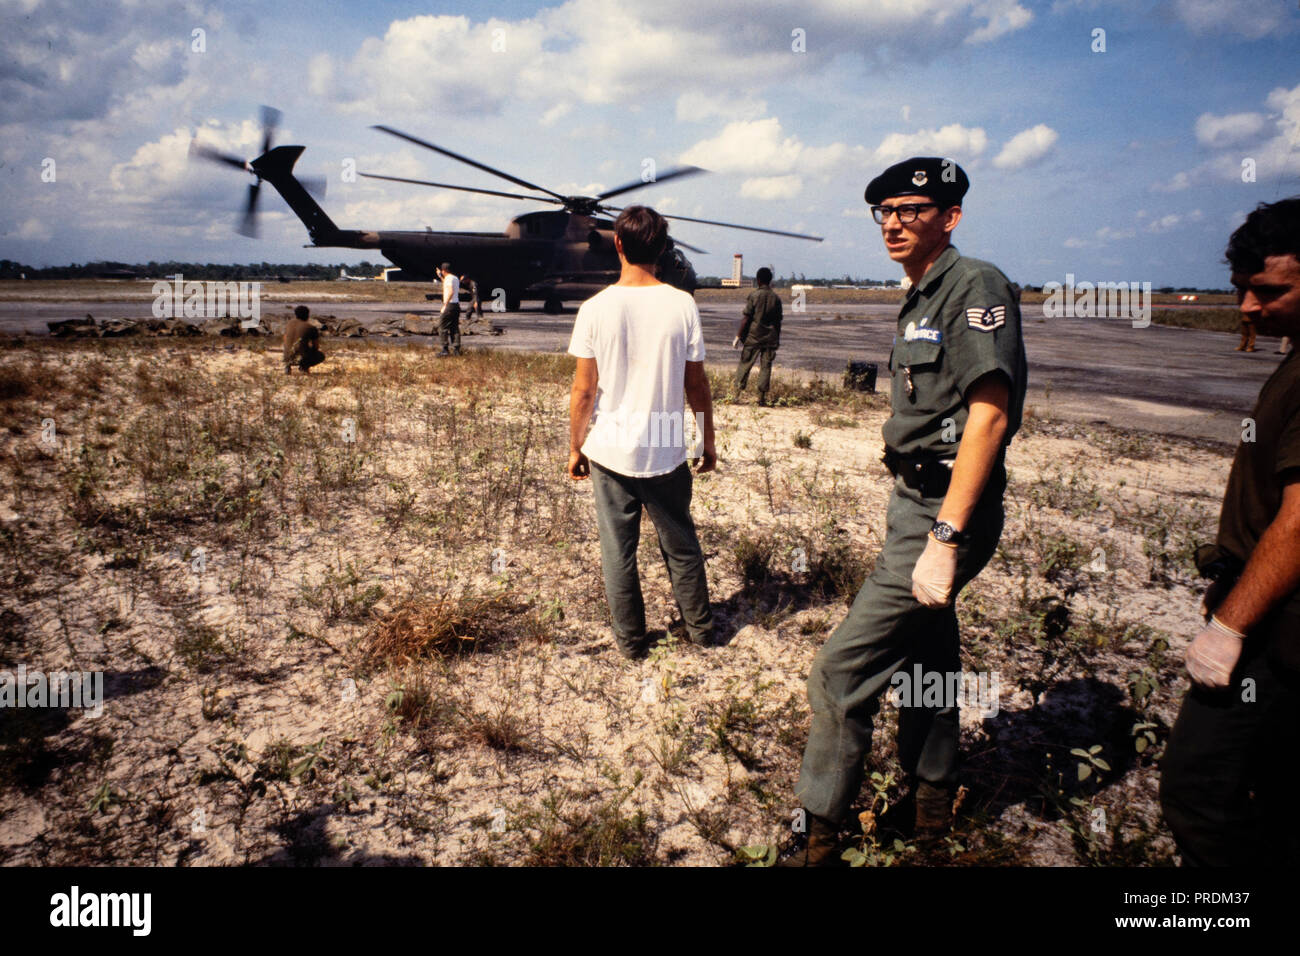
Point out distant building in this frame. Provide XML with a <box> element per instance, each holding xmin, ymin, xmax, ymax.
<box><xmin>381</xmin><ymin>267</ymin><xmax>411</xmax><ymax>282</ymax></box>
<box><xmin>721</xmin><ymin>253</ymin><xmax>743</xmax><ymax>287</ymax></box>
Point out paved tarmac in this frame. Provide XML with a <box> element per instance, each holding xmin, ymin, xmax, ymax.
<box><xmin>1</xmin><ymin>298</ymin><xmax>1284</xmax><ymax>445</ymax></box>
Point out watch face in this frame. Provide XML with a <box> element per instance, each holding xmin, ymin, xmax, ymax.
<box><xmin>932</xmin><ymin>521</ymin><xmax>955</xmax><ymax>542</ymax></box>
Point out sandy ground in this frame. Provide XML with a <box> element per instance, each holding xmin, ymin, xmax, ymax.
<box><xmin>0</xmin><ymin>283</ymin><xmax>1276</xmax><ymax>446</ymax></box>
<box><xmin>0</xmin><ymin>339</ymin><xmax>1228</xmax><ymax>866</ymax></box>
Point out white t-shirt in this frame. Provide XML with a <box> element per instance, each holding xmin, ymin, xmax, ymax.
<box><xmin>442</xmin><ymin>273</ymin><xmax>460</xmax><ymax>305</ymax></box>
<box><xmin>567</xmin><ymin>283</ymin><xmax>706</xmax><ymax>477</ymax></box>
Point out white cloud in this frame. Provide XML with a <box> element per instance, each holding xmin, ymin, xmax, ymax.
<box><xmin>993</xmin><ymin>124</ymin><xmax>1058</xmax><ymax>169</ymax></box>
<box><xmin>967</xmin><ymin>1</ymin><xmax>1034</xmax><ymax>43</ymax></box>
<box><xmin>1064</xmin><ymin>225</ymin><xmax>1136</xmax><ymax>248</ymax></box>
<box><xmin>873</xmin><ymin>124</ymin><xmax>988</xmax><ymax>164</ymax></box>
<box><xmin>314</xmin><ymin>1</ymin><xmax>1038</xmax><ymax>121</ymax></box>
<box><xmin>1146</xmin><ymin>214</ymin><xmax>1182</xmax><ymax>233</ymax></box>
<box><xmin>1195</xmin><ymin>112</ymin><xmax>1267</xmax><ymax>147</ymax></box>
<box><xmin>1268</xmin><ymin>83</ymin><xmax>1300</xmax><ymax>149</ymax></box>
<box><xmin>130</xmin><ymin>39</ymin><xmax>179</xmax><ymax>73</ymax></box>
<box><xmin>740</xmin><ymin>175</ymin><xmax>802</xmax><ymax>200</ymax></box>
<box><xmin>0</xmin><ymin>0</ymin><xmax>202</xmax><ymax>123</ymax></box>
<box><xmin>1200</xmin><ymin>83</ymin><xmax>1300</xmax><ymax>183</ymax></box>
<box><xmin>307</xmin><ymin>53</ymin><xmax>334</xmax><ymax>98</ymax></box>
<box><xmin>16</xmin><ymin>218</ymin><xmax>53</xmax><ymax>241</ymax></box>
<box><xmin>676</xmin><ymin>91</ymin><xmax>767</xmax><ymax>123</ymax></box>
<box><xmin>539</xmin><ymin>103</ymin><xmax>573</xmax><ymax>127</ymax></box>
<box><xmin>111</xmin><ymin>126</ymin><xmax>247</xmax><ymax>193</ymax></box>
<box><xmin>1170</xmin><ymin>0</ymin><xmax>1296</xmax><ymax>40</ymax></box>
<box><xmin>1151</xmin><ymin>170</ymin><xmax>1193</xmax><ymax>192</ymax></box>
<box><xmin>680</xmin><ymin>118</ymin><xmax>852</xmax><ymax>176</ymax></box>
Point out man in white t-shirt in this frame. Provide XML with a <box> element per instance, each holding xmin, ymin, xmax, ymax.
<box><xmin>435</xmin><ymin>261</ymin><xmax>461</xmax><ymax>355</ymax></box>
<box><xmin>567</xmin><ymin>205</ymin><xmax>717</xmax><ymax>658</ymax></box>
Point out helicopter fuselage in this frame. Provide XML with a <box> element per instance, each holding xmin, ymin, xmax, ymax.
<box><xmin>331</xmin><ymin>210</ymin><xmax>695</xmax><ymax>306</ymax></box>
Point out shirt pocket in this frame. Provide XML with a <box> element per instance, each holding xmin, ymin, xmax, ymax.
<box><xmin>897</xmin><ymin>339</ymin><xmax>943</xmax><ymax>371</ymax></box>
<box><xmin>894</xmin><ymin>339</ymin><xmax>947</xmax><ymax>410</ymax></box>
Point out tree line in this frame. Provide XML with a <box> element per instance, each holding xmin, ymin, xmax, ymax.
<box><xmin>0</xmin><ymin>260</ymin><xmax>387</xmax><ymax>280</ymax></box>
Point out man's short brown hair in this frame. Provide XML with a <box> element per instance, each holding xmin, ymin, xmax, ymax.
<box><xmin>614</xmin><ymin>205</ymin><xmax>669</xmax><ymax>266</ymax></box>
<box><xmin>1227</xmin><ymin>197</ymin><xmax>1300</xmax><ymax>275</ymax></box>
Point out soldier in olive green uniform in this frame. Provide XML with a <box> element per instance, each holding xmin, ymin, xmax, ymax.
<box><xmin>283</xmin><ymin>304</ymin><xmax>325</xmax><ymax>374</ymax></box>
<box><xmin>732</xmin><ymin>266</ymin><xmax>782</xmax><ymax>405</ymax></box>
<box><xmin>782</xmin><ymin>158</ymin><xmax>1027</xmax><ymax>865</ymax></box>
<box><xmin>1159</xmin><ymin>197</ymin><xmax>1300</xmax><ymax>866</ymax></box>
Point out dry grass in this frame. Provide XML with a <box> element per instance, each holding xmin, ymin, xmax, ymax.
<box><xmin>0</xmin><ymin>335</ymin><xmax>1228</xmax><ymax>867</ymax></box>
<box><xmin>364</xmin><ymin>592</ymin><xmax>545</xmax><ymax>666</ymax></box>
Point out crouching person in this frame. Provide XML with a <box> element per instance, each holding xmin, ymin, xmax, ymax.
<box><xmin>283</xmin><ymin>305</ymin><xmax>325</xmax><ymax>373</ymax></box>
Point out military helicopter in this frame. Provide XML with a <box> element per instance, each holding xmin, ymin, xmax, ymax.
<box><xmin>190</xmin><ymin>108</ymin><xmax>823</xmax><ymax>312</ymax></box>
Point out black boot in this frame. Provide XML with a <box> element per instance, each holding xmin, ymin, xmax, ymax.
<box><xmin>775</xmin><ymin>811</ymin><xmax>842</xmax><ymax>867</ymax></box>
<box><xmin>914</xmin><ymin>781</ymin><xmax>955</xmax><ymax>841</ymax></box>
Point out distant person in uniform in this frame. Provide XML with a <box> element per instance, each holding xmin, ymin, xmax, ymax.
<box><xmin>435</xmin><ymin>262</ymin><xmax>461</xmax><ymax>355</ymax></box>
<box><xmin>1159</xmin><ymin>196</ymin><xmax>1300</xmax><ymax>866</ymax></box>
<box><xmin>731</xmin><ymin>266</ymin><xmax>782</xmax><ymax>406</ymax></box>
<box><xmin>1236</xmin><ymin>313</ymin><xmax>1257</xmax><ymax>352</ymax></box>
<box><xmin>283</xmin><ymin>304</ymin><xmax>324</xmax><ymax>374</ymax></box>
<box><xmin>461</xmin><ymin>274</ymin><xmax>484</xmax><ymax>319</ymax></box>
<box><xmin>567</xmin><ymin>205</ymin><xmax>717</xmax><ymax>659</ymax></box>
<box><xmin>778</xmin><ymin>157</ymin><xmax>1027</xmax><ymax>865</ymax></box>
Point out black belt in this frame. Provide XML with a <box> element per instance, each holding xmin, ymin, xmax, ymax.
<box><xmin>882</xmin><ymin>446</ymin><xmax>955</xmax><ymax>495</ymax></box>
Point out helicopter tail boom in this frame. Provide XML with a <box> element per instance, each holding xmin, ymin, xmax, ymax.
<box><xmin>248</xmin><ymin>145</ymin><xmax>341</xmax><ymax>246</ymax></box>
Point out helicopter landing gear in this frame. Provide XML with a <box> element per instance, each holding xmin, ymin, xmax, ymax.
<box><xmin>543</xmin><ymin>296</ymin><xmax>564</xmax><ymax>314</ymax></box>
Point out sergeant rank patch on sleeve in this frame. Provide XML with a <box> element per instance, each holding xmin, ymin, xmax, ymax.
<box><xmin>966</xmin><ymin>305</ymin><xmax>1006</xmax><ymax>331</ymax></box>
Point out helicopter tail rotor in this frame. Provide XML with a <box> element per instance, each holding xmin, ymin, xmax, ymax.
<box><xmin>190</xmin><ymin>105</ymin><xmax>327</xmax><ymax>238</ymax></box>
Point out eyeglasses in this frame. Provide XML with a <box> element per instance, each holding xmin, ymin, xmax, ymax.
<box><xmin>870</xmin><ymin>203</ymin><xmax>939</xmax><ymax>225</ymax></box>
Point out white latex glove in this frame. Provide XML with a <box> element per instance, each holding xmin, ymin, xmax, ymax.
<box><xmin>732</xmin><ymin>336</ymin><xmax>742</xmax><ymax>349</ymax></box>
<box><xmin>1186</xmin><ymin>617</ymin><xmax>1245</xmax><ymax>689</ymax></box>
<box><xmin>912</xmin><ymin>535</ymin><xmax>958</xmax><ymax>607</ymax></box>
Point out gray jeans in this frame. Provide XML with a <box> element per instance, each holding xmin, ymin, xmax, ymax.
<box><xmin>589</xmin><ymin>460</ymin><xmax>713</xmax><ymax>654</ymax></box>
<box><xmin>438</xmin><ymin>301</ymin><xmax>461</xmax><ymax>353</ymax></box>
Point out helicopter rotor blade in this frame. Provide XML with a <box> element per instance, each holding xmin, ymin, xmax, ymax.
<box><xmin>260</xmin><ymin>105</ymin><xmax>282</xmax><ymax>155</ymax></box>
<box><xmin>371</xmin><ymin>125</ymin><xmax>568</xmax><ymax>202</ymax></box>
<box><xmin>670</xmin><ymin>237</ymin><xmax>709</xmax><ymax>255</ymax></box>
<box><xmin>359</xmin><ymin>172</ymin><xmax>564</xmax><ymax>204</ymax></box>
<box><xmin>237</xmin><ymin>182</ymin><xmax>261</xmax><ymax>238</ymax></box>
<box><xmin>595</xmin><ymin>165</ymin><xmax>706</xmax><ymax>202</ymax></box>
<box><xmin>189</xmin><ymin>140</ymin><xmax>249</xmax><ymax>171</ymax></box>
<box><xmin>658</xmin><ymin>212</ymin><xmax>823</xmax><ymax>242</ymax></box>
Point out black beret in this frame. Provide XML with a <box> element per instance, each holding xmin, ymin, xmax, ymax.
<box><xmin>865</xmin><ymin>157</ymin><xmax>969</xmax><ymax>206</ymax></box>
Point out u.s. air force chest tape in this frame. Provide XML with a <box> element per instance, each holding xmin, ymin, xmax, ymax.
<box><xmin>902</xmin><ymin>319</ymin><xmax>943</xmax><ymax>344</ymax></box>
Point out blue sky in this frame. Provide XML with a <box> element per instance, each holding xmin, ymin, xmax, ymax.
<box><xmin>1</xmin><ymin>0</ymin><xmax>1297</xmax><ymax>286</ymax></box>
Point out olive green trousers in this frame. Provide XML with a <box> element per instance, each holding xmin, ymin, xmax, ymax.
<box><xmin>796</xmin><ymin>466</ymin><xmax>1005</xmax><ymax>824</ymax></box>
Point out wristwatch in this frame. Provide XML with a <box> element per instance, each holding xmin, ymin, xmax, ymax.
<box><xmin>930</xmin><ymin>521</ymin><xmax>966</xmax><ymax>545</ymax></box>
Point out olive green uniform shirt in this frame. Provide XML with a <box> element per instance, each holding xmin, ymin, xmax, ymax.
<box><xmin>1216</xmin><ymin>351</ymin><xmax>1300</xmax><ymax>617</ymax></box>
<box><xmin>738</xmin><ymin>287</ymin><xmax>783</xmax><ymax>349</ymax></box>
<box><xmin>883</xmin><ymin>245</ymin><xmax>1027</xmax><ymax>456</ymax></box>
